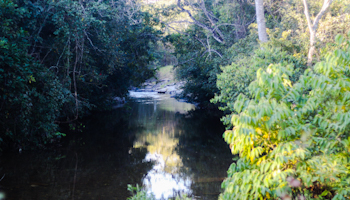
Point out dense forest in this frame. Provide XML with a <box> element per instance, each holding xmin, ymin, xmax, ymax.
<box><xmin>1</xmin><ymin>0</ymin><xmax>350</xmax><ymax>199</ymax></box>
<box><xmin>0</xmin><ymin>0</ymin><xmax>162</xmax><ymax>150</ymax></box>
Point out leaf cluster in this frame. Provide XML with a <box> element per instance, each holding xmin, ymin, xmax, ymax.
<box><xmin>212</xmin><ymin>46</ymin><xmax>306</xmax><ymax>126</ymax></box>
<box><xmin>220</xmin><ymin>35</ymin><xmax>350</xmax><ymax>199</ymax></box>
<box><xmin>0</xmin><ymin>0</ymin><xmax>162</xmax><ymax>150</ymax></box>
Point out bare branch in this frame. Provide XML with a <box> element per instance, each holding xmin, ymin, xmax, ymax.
<box><xmin>83</xmin><ymin>30</ymin><xmax>104</xmax><ymax>53</ymax></box>
<box><xmin>302</xmin><ymin>0</ymin><xmax>313</xmax><ymax>34</ymax></box>
<box><xmin>175</xmin><ymin>0</ymin><xmax>254</xmax><ymax>44</ymax></box>
<box><xmin>200</xmin><ymin>0</ymin><xmax>216</xmax><ymax>26</ymax></box>
<box><xmin>312</xmin><ymin>0</ymin><xmax>333</xmax><ymax>30</ymax></box>
<box><xmin>162</xmin><ymin>20</ymin><xmax>206</xmax><ymax>47</ymax></box>
<box><xmin>54</xmin><ymin>37</ymin><xmax>70</xmax><ymax>70</ymax></box>
<box><xmin>162</xmin><ymin>19</ymin><xmax>223</xmax><ymax>60</ymax></box>
<box><xmin>168</xmin><ymin>20</ymin><xmax>196</xmax><ymax>25</ymax></box>
<box><xmin>177</xmin><ymin>48</ymin><xmax>222</xmax><ymax>66</ymax></box>
<box><xmin>123</xmin><ymin>0</ymin><xmax>143</xmax><ymax>25</ymax></box>
<box><xmin>177</xmin><ymin>0</ymin><xmax>212</xmax><ymax>32</ymax></box>
<box><xmin>204</xmin><ymin>49</ymin><xmax>222</xmax><ymax>58</ymax></box>
<box><xmin>303</xmin><ymin>0</ymin><xmax>333</xmax><ymax>67</ymax></box>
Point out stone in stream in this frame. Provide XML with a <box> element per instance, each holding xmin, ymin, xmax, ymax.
<box><xmin>157</xmin><ymin>88</ymin><xmax>167</xmax><ymax>94</ymax></box>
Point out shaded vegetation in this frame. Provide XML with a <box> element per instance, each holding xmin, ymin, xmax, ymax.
<box><xmin>2</xmin><ymin>0</ymin><xmax>350</xmax><ymax>199</ymax></box>
<box><xmin>0</xmin><ymin>0</ymin><xmax>161</xmax><ymax>150</ymax></box>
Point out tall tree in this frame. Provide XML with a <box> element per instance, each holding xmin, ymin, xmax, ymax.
<box><xmin>303</xmin><ymin>0</ymin><xmax>333</xmax><ymax>67</ymax></box>
<box><xmin>0</xmin><ymin>0</ymin><xmax>161</xmax><ymax>150</ymax></box>
<box><xmin>255</xmin><ymin>0</ymin><xmax>268</xmax><ymax>43</ymax></box>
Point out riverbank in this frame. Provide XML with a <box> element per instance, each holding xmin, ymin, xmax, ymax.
<box><xmin>131</xmin><ymin>65</ymin><xmax>184</xmax><ymax>96</ymax></box>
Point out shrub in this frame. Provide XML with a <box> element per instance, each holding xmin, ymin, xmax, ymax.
<box><xmin>220</xmin><ymin>34</ymin><xmax>350</xmax><ymax>199</ymax></box>
<box><xmin>0</xmin><ymin>0</ymin><xmax>66</xmax><ymax>149</ymax></box>
<box><xmin>212</xmin><ymin>47</ymin><xmax>306</xmax><ymax>126</ymax></box>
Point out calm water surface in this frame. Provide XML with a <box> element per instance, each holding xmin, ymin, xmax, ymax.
<box><xmin>0</xmin><ymin>92</ymin><xmax>233</xmax><ymax>200</ymax></box>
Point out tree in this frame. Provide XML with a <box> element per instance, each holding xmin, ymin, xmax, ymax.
<box><xmin>303</xmin><ymin>0</ymin><xmax>333</xmax><ymax>67</ymax></box>
<box><xmin>220</xmin><ymin>34</ymin><xmax>350</xmax><ymax>199</ymax></box>
<box><xmin>167</xmin><ymin>0</ymin><xmax>254</xmax><ymax>56</ymax></box>
<box><xmin>163</xmin><ymin>0</ymin><xmax>256</xmax><ymax>105</ymax></box>
<box><xmin>255</xmin><ymin>0</ymin><xmax>268</xmax><ymax>43</ymax></box>
<box><xmin>211</xmin><ymin>46</ymin><xmax>305</xmax><ymax>125</ymax></box>
<box><xmin>0</xmin><ymin>0</ymin><xmax>162</xmax><ymax>150</ymax></box>
<box><xmin>0</xmin><ymin>0</ymin><xmax>66</xmax><ymax>149</ymax></box>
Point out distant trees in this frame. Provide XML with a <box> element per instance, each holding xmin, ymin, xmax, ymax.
<box><xmin>163</xmin><ymin>0</ymin><xmax>256</xmax><ymax>106</ymax></box>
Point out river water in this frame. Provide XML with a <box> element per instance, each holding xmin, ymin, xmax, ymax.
<box><xmin>0</xmin><ymin>92</ymin><xmax>233</xmax><ymax>200</ymax></box>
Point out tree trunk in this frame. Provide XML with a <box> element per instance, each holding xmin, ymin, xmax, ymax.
<box><xmin>308</xmin><ymin>30</ymin><xmax>316</xmax><ymax>67</ymax></box>
<box><xmin>302</xmin><ymin>0</ymin><xmax>333</xmax><ymax>67</ymax></box>
<box><xmin>255</xmin><ymin>0</ymin><xmax>268</xmax><ymax>43</ymax></box>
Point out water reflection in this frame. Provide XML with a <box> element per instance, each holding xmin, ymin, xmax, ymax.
<box><xmin>128</xmin><ymin>92</ymin><xmax>233</xmax><ymax>199</ymax></box>
<box><xmin>0</xmin><ymin>92</ymin><xmax>232</xmax><ymax>200</ymax></box>
<box><xmin>142</xmin><ymin>152</ymin><xmax>192</xmax><ymax>199</ymax></box>
<box><xmin>129</xmin><ymin>92</ymin><xmax>194</xmax><ymax>199</ymax></box>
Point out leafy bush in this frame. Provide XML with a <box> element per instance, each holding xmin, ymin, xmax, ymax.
<box><xmin>212</xmin><ymin>47</ymin><xmax>306</xmax><ymax>125</ymax></box>
<box><xmin>220</xmin><ymin>35</ymin><xmax>350</xmax><ymax>199</ymax></box>
<box><xmin>175</xmin><ymin>57</ymin><xmax>221</xmax><ymax>106</ymax></box>
<box><xmin>127</xmin><ymin>184</ymin><xmax>192</xmax><ymax>200</ymax></box>
<box><xmin>127</xmin><ymin>184</ymin><xmax>155</xmax><ymax>200</ymax></box>
<box><xmin>0</xmin><ymin>0</ymin><xmax>162</xmax><ymax>150</ymax></box>
<box><xmin>0</xmin><ymin>0</ymin><xmax>66</xmax><ymax>149</ymax></box>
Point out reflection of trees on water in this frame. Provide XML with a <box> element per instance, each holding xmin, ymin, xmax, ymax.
<box><xmin>174</xmin><ymin>109</ymin><xmax>234</xmax><ymax>200</ymax></box>
<box><xmin>0</xmin><ymin>98</ymin><xmax>233</xmax><ymax>200</ymax></box>
<box><xmin>0</xmin><ymin>110</ymin><xmax>153</xmax><ymax>200</ymax></box>
<box><xmin>130</xmin><ymin>98</ymin><xmax>192</xmax><ymax>199</ymax></box>
<box><xmin>135</xmin><ymin>132</ymin><xmax>183</xmax><ymax>174</ymax></box>
<box><xmin>131</xmin><ymin>97</ymin><xmax>233</xmax><ymax>199</ymax></box>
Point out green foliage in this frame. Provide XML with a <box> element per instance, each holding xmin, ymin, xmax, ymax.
<box><xmin>220</xmin><ymin>35</ymin><xmax>350</xmax><ymax>199</ymax></box>
<box><xmin>163</xmin><ymin>0</ymin><xmax>350</xmax><ymax>107</ymax></box>
<box><xmin>265</xmin><ymin>0</ymin><xmax>350</xmax><ymax>60</ymax></box>
<box><xmin>212</xmin><ymin>0</ymin><xmax>350</xmax><ymax>125</ymax></box>
<box><xmin>0</xmin><ymin>0</ymin><xmax>162</xmax><ymax>150</ymax></box>
<box><xmin>127</xmin><ymin>184</ymin><xmax>192</xmax><ymax>200</ymax></box>
<box><xmin>212</xmin><ymin>46</ymin><xmax>306</xmax><ymax>125</ymax></box>
<box><xmin>0</xmin><ymin>0</ymin><xmax>66</xmax><ymax>149</ymax></box>
<box><xmin>165</xmin><ymin>0</ymin><xmax>256</xmax><ymax>106</ymax></box>
<box><xmin>175</xmin><ymin>56</ymin><xmax>221</xmax><ymax>106</ymax></box>
<box><xmin>32</xmin><ymin>0</ymin><xmax>161</xmax><ymax>109</ymax></box>
<box><xmin>127</xmin><ymin>184</ymin><xmax>155</xmax><ymax>200</ymax></box>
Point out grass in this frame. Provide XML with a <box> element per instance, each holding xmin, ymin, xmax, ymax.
<box><xmin>159</xmin><ymin>80</ymin><xmax>175</xmax><ymax>89</ymax></box>
<box><xmin>157</xmin><ymin>65</ymin><xmax>174</xmax><ymax>81</ymax></box>
<box><xmin>127</xmin><ymin>184</ymin><xmax>193</xmax><ymax>200</ymax></box>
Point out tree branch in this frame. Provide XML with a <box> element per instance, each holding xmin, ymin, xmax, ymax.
<box><xmin>164</xmin><ymin>22</ymin><xmax>223</xmax><ymax>58</ymax></box>
<box><xmin>312</xmin><ymin>0</ymin><xmax>333</xmax><ymax>30</ymax></box>
<box><xmin>303</xmin><ymin>0</ymin><xmax>333</xmax><ymax>67</ymax></box>
<box><xmin>302</xmin><ymin>0</ymin><xmax>313</xmax><ymax>33</ymax></box>
<box><xmin>177</xmin><ymin>0</ymin><xmax>211</xmax><ymax>32</ymax></box>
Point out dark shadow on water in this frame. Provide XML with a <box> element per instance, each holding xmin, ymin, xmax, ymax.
<box><xmin>174</xmin><ymin>109</ymin><xmax>233</xmax><ymax>199</ymax></box>
<box><xmin>0</xmin><ymin>109</ymin><xmax>153</xmax><ymax>200</ymax></box>
<box><xmin>0</xmin><ymin>95</ymin><xmax>233</xmax><ymax>200</ymax></box>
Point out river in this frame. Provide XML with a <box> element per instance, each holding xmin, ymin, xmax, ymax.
<box><xmin>0</xmin><ymin>92</ymin><xmax>233</xmax><ymax>200</ymax></box>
